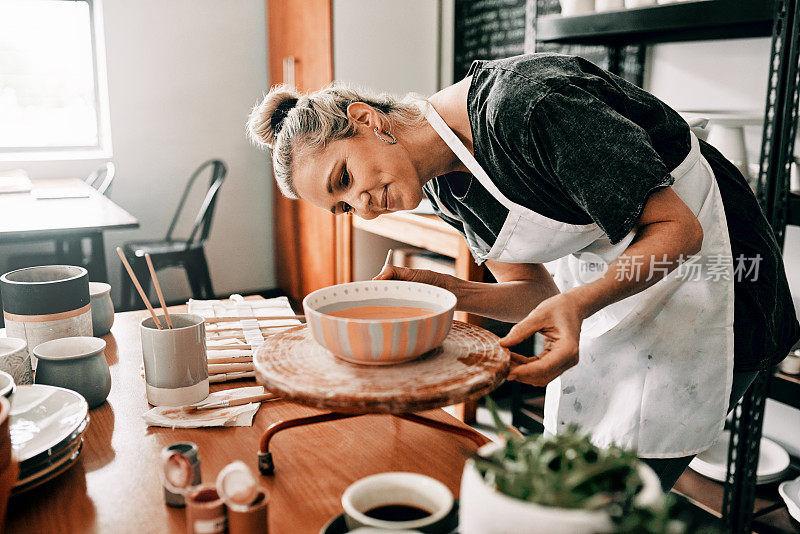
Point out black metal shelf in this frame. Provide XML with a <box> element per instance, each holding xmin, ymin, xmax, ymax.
<box><xmin>536</xmin><ymin>0</ymin><xmax>774</xmax><ymax>46</ymax></box>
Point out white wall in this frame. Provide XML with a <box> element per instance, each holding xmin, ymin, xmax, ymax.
<box><xmin>646</xmin><ymin>37</ymin><xmax>800</xmax><ymax>455</ymax></box>
<box><xmin>333</xmin><ymin>0</ymin><xmax>445</xmax><ymax>280</ymax></box>
<box><xmin>0</xmin><ymin>0</ymin><xmax>273</xmax><ymax>304</ymax></box>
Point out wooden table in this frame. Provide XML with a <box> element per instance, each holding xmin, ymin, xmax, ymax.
<box><xmin>6</xmin><ymin>300</ymin><xmax>485</xmax><ymax>533</ymax></box>
<box><xmin>0</xmin><ymin>179</ymin><xmax>139</xmax><ymax>282</ymax></box>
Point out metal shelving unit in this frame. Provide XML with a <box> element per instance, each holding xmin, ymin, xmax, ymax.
<box><xmin>520</xmin><ymin>1</ymin><xmax>800</xmax><ymax>532</ymax></box>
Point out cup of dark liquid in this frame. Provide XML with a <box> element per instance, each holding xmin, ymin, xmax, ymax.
<box><xmin>341</xmin><ymin>472</ymin><xmax>454</xmax><ymax>532</ymax></box>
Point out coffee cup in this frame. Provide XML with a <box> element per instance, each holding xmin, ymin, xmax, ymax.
<box><xmin>342</xmin><ymin>472</ymin><xmax>454</xmax><ymax>533</ymax></box>
<box><xmin>140</xmin><ymin>314</ymin><xmax>208</xmax><ymax>406</ymax></box>
<box><xmin>0</xmin><ymin>338</ymin><xmax>32</xmax><ymax>385</ymax></box>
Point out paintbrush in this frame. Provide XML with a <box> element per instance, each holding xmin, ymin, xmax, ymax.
<box><xmin>182</xmin><ymin>392</ymin><xmax>277</xmax><ymax>412</ymax></box>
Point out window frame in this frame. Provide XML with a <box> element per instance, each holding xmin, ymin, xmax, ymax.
<box><xmin>0</xmin><ymin>0</ymin><xmax>113</xmax><ymax>162</ymax></box>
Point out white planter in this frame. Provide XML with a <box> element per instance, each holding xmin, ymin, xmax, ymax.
<box><xmin>459</xmin><ymin>443</ymin><xmax>663</xmax><ymax>534</ymax></box>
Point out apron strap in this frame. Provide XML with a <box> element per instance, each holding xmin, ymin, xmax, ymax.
<box><xmin>417</xmin><ymin>100</ymin><xmax>521</xmax><ymax>213</ymax></box>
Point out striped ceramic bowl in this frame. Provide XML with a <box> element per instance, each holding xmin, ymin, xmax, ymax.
<box><xmin>303</xmin><ymin>281</ymin><xmax>457</xmax><ymax>365</ymax></box>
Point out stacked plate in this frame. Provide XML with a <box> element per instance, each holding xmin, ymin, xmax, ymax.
<box><xmin>689</xmin><ymin>430</ymin><xmax>791</xmax><ymax>485</ymax></box>
<box><xmin>9</xmin><ymin>384</ymin><xmax>89</xmax><ymax>494</ymax></box>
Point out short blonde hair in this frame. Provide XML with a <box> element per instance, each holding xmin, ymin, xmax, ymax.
<box><xmin>247</xmin><ymin>82</ymin><xmax>424</xmax><ymax>199</ymax></box>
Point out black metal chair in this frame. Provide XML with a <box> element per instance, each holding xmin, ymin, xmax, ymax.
<box><xmin>119</xmin><ymin>159</ymin><xmax>227</xmax><ymax>310</ymax></box>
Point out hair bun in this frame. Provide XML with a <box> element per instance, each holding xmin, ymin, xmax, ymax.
<box><xmin>247</xmin><ymin>84</ymin><xmax>301</xmax><ymax>148</ymax></box>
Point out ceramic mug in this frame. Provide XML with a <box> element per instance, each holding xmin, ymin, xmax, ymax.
<box><xmin>89</xmin><ymin>282</ymin><xmax>114</xmax><ymax>337</ymax></box>
<box><xmin>0</xmin><ymin>265</ymin><xmax>92</xmax><ymax>369</ymax></box>
<box><xmin>140</xmin><ymin>314</ymin><xmax>209</xmax><ymax>406</ymax></box>
<box><xmin>33</xmin><ymin>336</ymin><xmax>111</xmax><ymax>409</ymax></box>
<box><xmin>0</xmin><ymin>337</ymin><xmax>32</xmax><ymax>385</ymax></box>
<box><xmin>559</xmin><ymin>0</ymin><xmax>594</xmax><ymax>15</ymax></box>
<box><xmin>342</xmin><ymin>472</ymin><xmax>454</xmax><ymax>533</ymax></box>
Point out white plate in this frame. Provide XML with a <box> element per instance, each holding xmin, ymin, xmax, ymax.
<box><xmin>9</xmin><ymin>384</ymin><xmax>88</xmax><ymax>462</ymax></box>
<box><xmin>689</xmin><ymin>430</ymin><xmax>790</xmax><ymax>484</ymax></box>
<box><xmin>779</xmin><ymin>476</ymin><xmax>800</xmax><ymax>522</ymax></box>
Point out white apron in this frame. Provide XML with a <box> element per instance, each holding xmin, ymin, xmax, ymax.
<box><xmin>419</xmin><ymin>101</ymin><xmax>735</xmax><ymax>458</ymax></box>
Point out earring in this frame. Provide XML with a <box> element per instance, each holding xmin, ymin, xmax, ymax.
<box><xmin>374</xmin><ymin>128</ymin><xmax>397</xmax><ymax>145</ymax></box>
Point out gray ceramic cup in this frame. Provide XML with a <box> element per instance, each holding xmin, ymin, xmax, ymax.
<box><xmin>0</xmin><ymin>338</ymin><xmax>32</xmax><ymax>385</ymax></box>
<box><xmin>33</xmin><ymin>336</ymin><xmax>111</xmax><ymax>409</ymax></box>
<box><xmin>140</xmin><ymin>314</ymin><xmax>208</xmax><ymax>406</ymax></box>
<box><xmin>89</xmin><ymin>282</ymin><xmax>114</xmax><ymax>337</ymax></box>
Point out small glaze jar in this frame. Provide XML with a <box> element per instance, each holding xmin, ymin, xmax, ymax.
<box><xmin>33</xmin><ymin>336</ymin><xmax>111</xmax><ymax>409</ymax></box>
<box><xmin>186</xmin><ymin>484</ymin><xmax>227</xmax><ymax>534</ymax></box>
<box><xmin>89</xmin><ymin>282</ymin><xmax>114</xmax><ymax>337</ymax></box>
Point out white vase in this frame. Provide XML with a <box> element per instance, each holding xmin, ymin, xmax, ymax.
<box><xmin>459</xmin><ymin>443</ymin><xmax>664</xmax><ymax>534</ymax></box>
<box><xmin>560</xmin><ymin>0</ymin><xmax>595</xmax><ymax>16</ymax></box>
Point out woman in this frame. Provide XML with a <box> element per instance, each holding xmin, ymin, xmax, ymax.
<box><xmin>248</xmin><ymin>53</ymin><xmax>799</xmax><ymax>489</ymax></box>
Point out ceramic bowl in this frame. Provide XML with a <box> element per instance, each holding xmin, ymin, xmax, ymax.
<box><xmin>0</xmin><ymin>338</ymin><xmax>31</xmax><ymax>386</ymax></box>
<box><xmin>0</xmin><ymin>373</ymin><xmax>14</xmax><ymax>401</ymax></box>
<box><xmin>33</xmin><ymin>337</ymin><xmax>111</xmax><ymax>409</ymax></box>
<box><xmin>303</xmin><ymin>281</ymin><xmax>456</xmax><ymax>365</ymax></box>
<box><xmin>89</xmin><ymin>282</ymin><xmax>114</xmax><ymax>337</ymax></box>
<box><xmin>342</xmin><ymin>472</ymin><xmax>454</xmax><ymax>533</ymax></box>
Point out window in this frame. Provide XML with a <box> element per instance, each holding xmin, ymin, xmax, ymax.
<box><xmin>0</xmin><ymin>0</ymin><xmax>111</xmax><ymax>159</ymax></box>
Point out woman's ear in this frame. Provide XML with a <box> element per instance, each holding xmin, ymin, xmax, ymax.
<box><xmin>346</xmin><ymin>102</ymin><xmax>380</xmax><ymax>130</ymax></box>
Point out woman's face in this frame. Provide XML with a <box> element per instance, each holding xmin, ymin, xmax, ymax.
<box><xmin>291</xmin><ymin>104</ymin><xmax>425</xmax><ymax>220</ymax></box>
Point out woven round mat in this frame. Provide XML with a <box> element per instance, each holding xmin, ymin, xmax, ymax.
<box><xmin>253</xmin><ymin>321</ymin><xmax>510</xmax><ymax>414</ymax></box>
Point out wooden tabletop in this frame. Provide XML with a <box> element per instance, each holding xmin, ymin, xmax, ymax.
<box><xmin>6</xmin><ymin>299</ymin><xmax>483</xmax><ymax>533</ymax></box>
<box><xmin>0</xmin><ymin>179</ymin><xmax>138</xmax><ymax>242</ymax></box>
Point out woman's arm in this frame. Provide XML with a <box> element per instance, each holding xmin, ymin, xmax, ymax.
<box><xmin>373</xmin><ymin>260</ymin><xmax>558</xmax><ymax>322</ymax></box>
<box><xmin>503</xmin><ymin>186</ymin><xmax>703</xmax><ymax>385</ymax></box>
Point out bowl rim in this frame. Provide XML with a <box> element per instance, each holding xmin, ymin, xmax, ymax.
<box><xmin>303</xmin><ymin>280</ymin><xmax>456</xmax><ymax>324</ymax></box>
<box><xmin>33</xmin><ymin>336</ymin><xmax>106</xmax><ymax>361</ymax></box>
<box><xmin>0</xmin><ymin>265</ymin><xmax>87</xmax><ymax>285</ymax></box>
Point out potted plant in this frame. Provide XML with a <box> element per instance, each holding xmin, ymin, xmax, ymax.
<box><xmin>460</xmin><ymin>397</ymin><xmax>667</xmax><ymax>534</ymax></box>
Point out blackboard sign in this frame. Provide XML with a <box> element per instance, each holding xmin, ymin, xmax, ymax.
<box><xmin>454</xmin><ymin>0</ymin><xmax>527</xmax><ymax>80</ymax></box>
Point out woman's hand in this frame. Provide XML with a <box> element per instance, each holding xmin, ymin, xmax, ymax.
<box><xmin>500</xmin><ymin>291</ymin><xmax>588</xmax><ymax>387</ymax></box>
<box><xmin>373</xmin><ymin>265</ymin><xmax>461</xmax><ymax>295</ymax></box>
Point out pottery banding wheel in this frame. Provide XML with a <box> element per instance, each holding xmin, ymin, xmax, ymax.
<box><xmin>254</xmin><ymin>321</ymin><xmax>510</xmax><ymax>414</ymax></box>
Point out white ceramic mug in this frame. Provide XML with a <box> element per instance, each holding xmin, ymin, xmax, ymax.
<box><xmin>140</xmin><ymin>314</ymin><xmax>209</xmax><ymax>406</ymax></box>
<box><xmin>89</xmin><ymin>282</ymin><xmax>114</xmax><ymax>337</ymax></box>
<box><xmin>342</xmin><ymin>472</ymin><xmax>454</xmax><ymax>532</ymax></box>
<box><xmin>0</xmin><ymin>338</ymin><xmax>32</xmax><ymax>385</ymax></box>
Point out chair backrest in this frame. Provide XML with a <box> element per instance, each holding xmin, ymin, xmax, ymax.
<box><xmin>165</xmin><ymin>159</ymin><xmax>227</xmax><ymax>245</ymax></box>
<box><xmin>85</xmin><ymin>162</ymin><xmax>116</xmax><ymax>196</ymax></box>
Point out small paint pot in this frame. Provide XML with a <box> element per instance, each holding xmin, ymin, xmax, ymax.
<box><xmin>161</xmin><ymin>442</ymin><xmax>202</xmax><ymax>508</ymax></box>
<box><xmin>185</xmin><ymin>484</ymin><xmax>227</xmax><ymax>534</ymax></box>
<box><xmin>0</xmin><ymin>265</ymin><xmax>91</xmax><ymax>369</ymax></box>
<box><xmin>89</xmin><ymin>282</ymin><xmax>114</xmax><ymax>337</ymax></box>
<box><xmin>0</xmin><ymin>338</ymin><xmax>32</xmax><ymax>385</ymax></box>
<box><xmin>227</xmin><ymin>488</ymin><xmax>268</xmax><ymax>534</ymax></box>
<box><xmin>140</xmin><ymin>314</ymin><xmax>209</xmax><ymax>406</ymax></box>
<box><xmin>33</xmin><ymin>336</ymin><xmax>111</xmax><ymax>409</ymax></box>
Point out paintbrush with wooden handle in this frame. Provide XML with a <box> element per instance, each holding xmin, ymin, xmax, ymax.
<box><xmin>182</xmin><ymin>392</ymin><xmax>278</xmax><ymax>412</ymax></box>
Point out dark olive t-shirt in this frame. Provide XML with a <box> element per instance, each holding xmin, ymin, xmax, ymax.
<box><xmin>423</xmin><ymin>53</ymin><xmax>799</xmax><ymax>371</ymax></box>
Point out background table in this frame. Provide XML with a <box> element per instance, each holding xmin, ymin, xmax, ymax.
<box><xmin>0</xmin><ymin>179</ymin><xmax>139</xmax><ymax>283</ymax></box>
<box><xmin>6</xmin><ymin>299</ymin><xmax>484</xmax><ymax>533</ymax></box>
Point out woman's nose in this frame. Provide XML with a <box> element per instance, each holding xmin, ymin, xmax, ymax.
<box><xmin>353</xmin><ymin>190</ymin><xmax>375</xmax><ymax>218</ymax></box>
